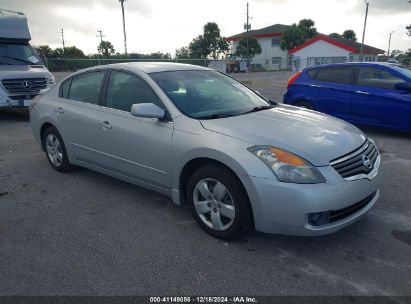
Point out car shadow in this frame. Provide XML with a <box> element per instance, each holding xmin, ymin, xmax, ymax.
<box><xmin>0</xmin><ymin>109</ymin><xmax>30</xmax><ymax>122</ymax></box>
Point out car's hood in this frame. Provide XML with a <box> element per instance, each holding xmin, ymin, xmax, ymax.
<box><xmin>200</xmin><ymin>104</ymin><xmax>367</xmax><ymax>166</ymax></box>
<box><xmin>0</xmin><ymin>65</ymin><xmax>51</xmax><ymax>80</ymax></box>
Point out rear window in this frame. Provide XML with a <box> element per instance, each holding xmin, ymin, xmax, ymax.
<box><xmin>311</xmin><ymin>66</ymin><xmax>353</xmax><ymax>84</ymax></box>
<box><xmin>60</xmin><ymin>79</ymin><xmax>71</xmax><ymax>99</ymax></box>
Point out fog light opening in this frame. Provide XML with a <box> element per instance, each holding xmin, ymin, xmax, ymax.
<box><xmin>308</xmin><ymin>212</ymin><xmax>330</xmax><ymax>226</ymax></box>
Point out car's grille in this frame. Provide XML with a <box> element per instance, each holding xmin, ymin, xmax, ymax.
<box><xmin>330</xmin><ymin>140</ymin><xmax>379</xmax><ymax>179</ymax></box>
<box><xmin>2</xmin><ymin>78</ymin><xmax>47</xmax><ymax>94</ymax></box>
<box><xmin>329</xmin><ymin>192</ymin><xmax>376</xmax><ymax>223</ymax></box>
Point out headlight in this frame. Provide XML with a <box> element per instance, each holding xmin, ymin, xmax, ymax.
<box><xmin>248</xmin><ymin>146</ymin><xmax>325</xmax><ymax>184</ymax></box>
<box><xmin>48</xmin><ymin>75</ymin><xmax>56</xmax><ymax>84</ymax></box>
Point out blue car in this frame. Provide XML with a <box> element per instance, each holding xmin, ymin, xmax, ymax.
<box><xmin>283</xmin><ymin>63</ymin><xmax>411</xmax><ymax>132</ymax></box>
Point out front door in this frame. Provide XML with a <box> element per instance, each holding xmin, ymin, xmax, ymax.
<box><xmin>97</xmin><ymin>70</ymin><xmax>173</xmax><ymax>189</ymax></box>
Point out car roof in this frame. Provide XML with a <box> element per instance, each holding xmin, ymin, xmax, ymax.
<box><xmin>76</xmin><ymin>62</ymin><xmax>212</xmax><ymax>75</ymax></box>
<box><xmin>305</xmin><ymin>62</ymin><xmax>401</xmax><ymax>70</ymax></box>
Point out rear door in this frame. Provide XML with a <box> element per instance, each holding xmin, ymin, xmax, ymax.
<box><xmin>310</xmin><ymin>65</ymin><xmax>355</xmax><ymax>121</ymax></box>
<box><xmin>351</xmin><ymin>66</ymin><xmax>411</xmax><ymax>129</ymax></box>
<box><xmin>56</xmin><ymin>70</ymin><xmax>106</xmax><ymax>164</ymax></box>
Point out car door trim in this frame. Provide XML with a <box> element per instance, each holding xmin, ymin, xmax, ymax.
<box><xmin>70</xmin><ymin>142</ymin><xmax>167</xmax><ymax>175</ymax></box>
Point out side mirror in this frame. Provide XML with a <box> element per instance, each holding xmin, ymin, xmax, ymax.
<box><xmin>131</xmin><ymin>103</ymin><xmax>165</xmax><ymax>119</ymax></box>
<box><xmin>395</xmin><ymin>82</ymin><xmax>411</xmax><ymax>92</ymax></box>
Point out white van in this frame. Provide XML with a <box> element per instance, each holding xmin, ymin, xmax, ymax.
<box><xmin>0</xmin><ymin>9</ymin><xmax>55</xmax><ymax>108</ymax></box>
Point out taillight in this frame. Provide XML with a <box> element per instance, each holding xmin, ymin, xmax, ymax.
<box><xmin>287</xmin><ymin>71</ymin><xmax>302</xmax><ymax>88</ymax></box>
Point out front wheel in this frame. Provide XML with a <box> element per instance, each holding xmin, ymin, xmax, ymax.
<box><xmin>187</xmin><ymin>164</ymin><xmax>252</xmax><ymax>239</ymax></box>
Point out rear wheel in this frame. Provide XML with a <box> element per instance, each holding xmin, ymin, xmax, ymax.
<box><xmin>295</xmin><ymin>101</ymin><xmax>313</xmax><ymax>110</ymax></box>
<box><xmin>42</xmin><ymin>126</ymin><xmax>72</xmax><ymax>172</ymax></box>
<box><xmin>187</xmin><ymin>164</ymin><xmax>252</xmax><ymax>239</ymax></box>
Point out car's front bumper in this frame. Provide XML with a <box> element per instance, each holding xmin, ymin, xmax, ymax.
<box><xmin>238</xmin><ymin>162</ymin><xmax>383</xmax><ymax>236</ymax></box>
<box><xmin>0</xmin><ymin>88</ymin><xmax>51</xmax><ymax>108</ymax></box>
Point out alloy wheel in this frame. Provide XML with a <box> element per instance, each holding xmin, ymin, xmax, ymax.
<box><xmin>193</xmin><ymin>178</ymin><xmax>235</xmax><ymax>231</ymax></box>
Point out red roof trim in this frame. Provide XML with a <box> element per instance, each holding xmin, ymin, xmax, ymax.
<box><xmin>288</xmin><ymin>35</ymin><xmax>357</xmax><ymax>55</ymax></box>
<box><xmin>225</xmin><ymin>32</ymin><xmax>282</xmax><ymax>42</ymax></box>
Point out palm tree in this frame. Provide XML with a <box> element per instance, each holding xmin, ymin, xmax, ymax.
<box><xmin>119</xmin><ymin>0</ymin><xmax>128</xmax><ymax>55</ymax></box>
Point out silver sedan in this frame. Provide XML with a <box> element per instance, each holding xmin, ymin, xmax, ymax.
<box><xmin>30</xmin><ymin>63</ymin><xmax>383</xmax><ymax>239</ymax></box>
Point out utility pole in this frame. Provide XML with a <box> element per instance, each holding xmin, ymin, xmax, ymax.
<box><xmin>119</xmin><ymin>0</ymin><xmax>128</xmax><ymax>56</ymax></box>
<box><xmin>387</xmin><ymin>31</ymin><xmax>394</xmax><ymax>58</ymax></box>
<box><xmin>246</xmin><ymin>2</ymin><xmax>249</xmax><ymax>61</ymax></box>
<box><xmin>243</xmin><ymin>2</ymin><xmax>251</xmax><ymax>66</ymax></box>
<box><xmin>60</xmin><ymin>28</ymin><xmax>65</xmax><ymax>49</ymax></box>
<box><xmin>359</xmin><ymin>0</ymin><xmax>369</xmax><ymax>62</ymax></box>
<box><xmin>96</xmin><ymin>29</ymin><xmax>105</xmax><ymax>44</ymax></box>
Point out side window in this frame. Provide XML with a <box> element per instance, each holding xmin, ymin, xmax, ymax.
<box><xmin>68</xmin><ymin>71</ymin><xmax>105</xmax><ymax>104</ymax></box>
<box><xmin>60</xmin><ymin>78</ymin><xmax>71</xmax><ymax>99</ymax></box>
<box><xmin>271</xmin><ymin>38</ymin><xmax>281</xmax><ymax>47</ymax></box>
<box><xmin>307</xmin><ymin>69</ymin><xmax>318</xmax><ymax>79</ymax></box>
<box><xmin>312</xmin><ymin>67</ymin><xmax>353</xmax><ymax>84</ymax></box>
<box><xmin>106</xmin><ymin>71</ymin><xmax>162</xmax><ymax>112</ymax></box>
<box><xmin>357</xmin><ymin>67</ymin><xmax>404</xmax><ymax>90</ymax></box>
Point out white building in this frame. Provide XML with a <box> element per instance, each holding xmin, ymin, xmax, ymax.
<box><xmin>225</xmin><ymin>24</ymin><xmax>385</xmax><ymax>71</ymax></box>
<box><xmin>288</xmin><ymin>35</ymin><xmax>384</xmax><ymax>70</ymax></box>
<box><xmin>225</xmin><ymin>24</ymin><xmax>290</xmax><ymax>70</ymax></box>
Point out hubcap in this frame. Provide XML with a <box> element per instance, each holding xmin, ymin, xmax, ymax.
<box><xmin>46</xmin><ymin>134</ymin><xmax>63</xmax><ymax>167</ymax></box>
<box><xmin>193</xmin><ymin>178</ymin><xmax>235</xmax><ymax>231</ymax></box>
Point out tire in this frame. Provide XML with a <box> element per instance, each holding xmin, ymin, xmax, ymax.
<box><xmin>42</xmin><ymin>126</ymin><xmax>73</xmax><ymax>172</ymax></box>
<box><xmin>233</xmin><ymin>64</ymin><xmax>240</xmax><ymax>73</ymax></box>
<box><xmin>187</xmin><ymin>164</ymin><xmax>252</xmax><ymax>239</ymax></box>
<box><xmin>295</xmin><ymin>101</ymin><xmax>313</xmax><ymax>110</ymax></box>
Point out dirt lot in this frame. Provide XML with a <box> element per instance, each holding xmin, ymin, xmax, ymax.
<box><xmin>0</xmin><ymin>71</ymin><xmax>410</xmax><ymax>296</ymax></box>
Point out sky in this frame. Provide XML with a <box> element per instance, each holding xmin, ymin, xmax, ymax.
<box><xmin>2</xmin><ymin>0</ymin><xmax>411</xmax><ymax>56</ymax></box>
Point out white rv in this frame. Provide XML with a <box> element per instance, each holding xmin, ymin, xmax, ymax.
<box><xmin>0</xmin><ymin>9</ymin><xmax>55</xmax><ymax>108</ymax></box>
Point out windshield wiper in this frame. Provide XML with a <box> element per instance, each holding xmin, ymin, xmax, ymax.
<box><xmin>1</xmin><ymin>55</ymin><xmax>36</xmax><ymax>65</ymax></box>
<box><xmin>198</xmin><ymin>113</ymin><xmax>237</xmax><ymax>120</ymax></box>
<box><xmin>239</xmin><ymin>105</ymin><xmax>274</xmax><ymax>115</ymax></box>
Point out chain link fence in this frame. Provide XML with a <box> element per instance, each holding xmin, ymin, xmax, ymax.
<box><xmin>42</xmin><ymin>55</ymin><xmax>411</xmax><ymax>74</ymax></box>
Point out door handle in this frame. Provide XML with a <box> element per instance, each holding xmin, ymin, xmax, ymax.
<box><xmin>99</xmin><ymin>121</ymin><xmax>112</xmax><ymax>130</ymax></box>
<box><xmin>355</xmin><ymin>90</ymin><xmax>370</xmax><ymax>95</ymax></box>
<box><xmin>55</xmin><ymin>107</ymin><xmax>64</xmax><ymax>114</ymax></box>
<box><xmin>310</xmin><ymin>84</ymin><xmax>322</xmax><ymax>88</ymax></box>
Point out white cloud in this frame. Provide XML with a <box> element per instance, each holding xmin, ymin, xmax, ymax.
<box><xmin>2</xmin><ymin>0</ymin><xmax>411</xmax><ymax>55</ymax></box>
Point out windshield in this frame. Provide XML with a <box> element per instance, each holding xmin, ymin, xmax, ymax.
<box><xmin>391</xmin><ymin>66</ymin><xmax>411</xmax><ymax>79</ymax></box>
<box><xmin>0</xmin><ymin>42</ymin><xmax>42</xmax><ymax>66</ymax></box>
<box><xmin>150</xmin><ymin>70</ymin><xmax>270</xmax><ymax>119</ymax></box>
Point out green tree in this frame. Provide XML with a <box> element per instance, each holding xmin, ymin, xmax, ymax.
<box><xmin>235</xmin><ymin>36</ymin><xmax>262</xmax><ymax>59</ymax></box>
<box><xmin>407</xmin><ymin>24</ymin><xmax>411</xmax><ymax>37</ymax></box>
<box><xmin>280</xmin><ymin>19</ymin><xmax>317</xmax><ymax>51</ymax></box>
<box><xmin>297</xmin><ymin>19</ymin><xmax>317</xmax><ymax>39</ymax></box>
<box><xmin>98</xmin><ymin>40</ymin><xmax>116</xmax><ymax>57</ymax></box>
<box><xmin>329</xmin><ymin>33</ymin><xmax>342</xmax><ymax>39</ymax></box>
<box><xmin>175</xmin><ymin>47</ymin><xmax>193</xmax><ymax>59</ymax></box>
<box><xmin>188</xmin><ymin>22</ymin><xmax>229</xmax><ymax>59</ymax></box>
<box><xmin>280</xmin><ymin>25</ymin><xmax>305</xmax><ymax>51</ymax></box>
<box><xmin>342</xmin><ymin>30</ymin><xmax>357</xmax><ymax>42</ymax></box>
<box><xmin>34</xmin><ymin>45</ymin><xmax>54</xmax><ymax>58</ymax></box>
